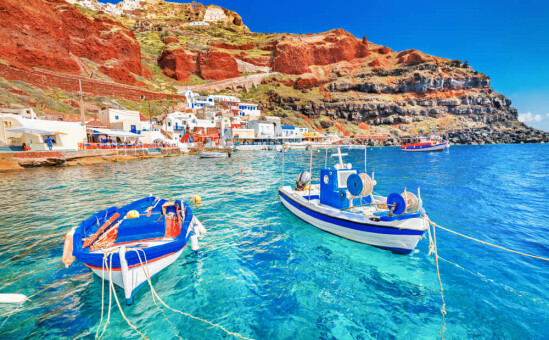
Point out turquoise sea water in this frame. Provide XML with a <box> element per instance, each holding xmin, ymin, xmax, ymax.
<box><xmin>0</xmin><ymin>144</ymin><xmax>548</xmax><ymax>339</ymax></box>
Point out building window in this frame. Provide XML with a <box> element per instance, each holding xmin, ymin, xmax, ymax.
<box><xmin>115</xmin><ymin>115</ymin><xmax>119</xmax><ymax>120</ymax></box>
<box><xmin>168</xmin><ymin>122</ymin><xmax>171</xmax><ymax>127</ymax></box>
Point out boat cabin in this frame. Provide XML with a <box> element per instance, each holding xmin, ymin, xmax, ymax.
<box><xmin>401</xmin><ymin>135</ymin><xmax>443</xmax><ymax>147</ymax></box>
<box><xmin>316</xmin><ymin>148</ymin><xmax>372</xmax><ymax>209</ymax></box>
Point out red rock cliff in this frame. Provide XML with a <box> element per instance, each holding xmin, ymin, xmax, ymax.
<box><xmin>272</xmin><ymin>29</ymin><xmax>370</xmax><ymax>74</ymax></box>
<box><xmin>158</xmin><ymin>49</ymin><xmax>239</xmax><ymax>81</ymax></box>
<box><xmin>0</xmin><ymin>0</ymin><xmax>143</xmax><ymax>84</ymax></box>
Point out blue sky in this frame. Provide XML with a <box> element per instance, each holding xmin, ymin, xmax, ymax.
<box><xmin>105</xmin><ymin>0</ymin><xmax>549</xmax><ymax>131</ymax></box>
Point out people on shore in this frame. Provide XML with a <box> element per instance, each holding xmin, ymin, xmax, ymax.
<box><xmin>44</xmin><ymin>137</ymin><xmax>53</xmax><ymax>150</ymax></box>
<box><xmin>22</xmin><ymin>143</ymin><xmax>29</xmax><ymax>151</ymax></box>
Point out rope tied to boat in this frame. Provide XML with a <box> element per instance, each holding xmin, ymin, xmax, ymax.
<box><xmin>131</xmin><ymin>248</ymin><xmax>254</xmax><ymax>340</ymax></box>
<box><xmin>95</xmin><ymin>250</ymin><xmax>149</xmax><ymax>340</ymax></box>
<box><xmin>422</xmin><ymin>215</ymin><xmax>549</xmax><ymax>338</ymax></box>
<box><xmin>425</xmin><ymin>217</ymin><xmax>549</xmax><ymax>262</ymax></box>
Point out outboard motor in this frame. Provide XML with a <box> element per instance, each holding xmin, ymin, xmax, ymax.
<box><xmin>295</xmin><ymin>171</ymin><xmax>311</xmax><ymax>191</ymax></box>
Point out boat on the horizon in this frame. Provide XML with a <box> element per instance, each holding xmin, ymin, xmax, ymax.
<box><xmin>400</xmin><ymin>133</ymin><xmax>449</xmax><ymax>152</ymax></box>
<box><xmin>62</xmin><ymin>196</ymin><xmax>206</xmax><ymax>304</ymax></box>
<box><xmin>278</xmin><ymin>146</ymin><xmax>429</xmax><ymax>253</ymax></box>
<box><xmin>197</xmin><ymin>151</ymin><xmax>229</xmax><ymax>158</ymax></box>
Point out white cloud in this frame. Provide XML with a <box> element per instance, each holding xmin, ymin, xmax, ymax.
<box><xmin>518</xmin><ymin>112</ymin><xmax>543</xmax><ymax>123</ymax></box>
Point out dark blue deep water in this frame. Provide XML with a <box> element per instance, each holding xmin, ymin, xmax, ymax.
<box><xmin>0</xmin><ymin>144</ymin><xmax>548</xmax><ymax>339</ymax></box>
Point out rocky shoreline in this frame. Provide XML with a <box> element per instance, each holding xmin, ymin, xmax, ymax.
<box><xmin>348</xmin><ymin>125</ymin><xmax>549</xmax><ymax>146</ymax></box>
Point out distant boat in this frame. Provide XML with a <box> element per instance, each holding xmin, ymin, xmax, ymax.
<box><xmin>400</xmin><ymin>134</ymin><xmax>449</xmax><ymax>152</ymax></box>
<box><xmin>198</xmin><ymin>151</ymin><xmax>229</xmax><ymax>158</ymax></box>
<box><xmin>63</xmin><ymin>196</ymin><xmax>205</xmax><ymax>304</ymax></box>
<box><xmin>279</xmin><ymin>146</ymin><xmax>428</xmax><ymax>253</ymax></box>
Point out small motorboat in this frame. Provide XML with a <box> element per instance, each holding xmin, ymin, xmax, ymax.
<box><xmin>62</xmin><ymin>196</ymin><xmax>206</xmax><ymax>304</ymax></box>
<box><xmin>279</xmin><ymin>146</ymin><xmax>429</xmax><ymax>253</ymax></box>
<box><xmin>197</xmin><ymin>151</ymin><xmax>228</xmax><ymax>158</ymax></box>
<box><xmin>400</xmin><ymin>134</ymin><xmax>449</xmax><ymax>152</ymax></box>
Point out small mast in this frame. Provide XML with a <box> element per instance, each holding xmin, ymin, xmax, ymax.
<box><xmin>332</xmin><ymin>146</ymin><xmax>348</xmax><ymax>168</ymax></box>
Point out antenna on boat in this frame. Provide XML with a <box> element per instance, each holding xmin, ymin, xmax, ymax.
<box><xmin>331</xmin><ymin>146</ymin><xmax>349</xmax><ymax>169</ymax></box>
<box><xmin>364</xmin><ymin>145</ymin><xmax>367</xmax><ymax>175</ymax></box>
<box><xmin>336</xmin><ymin>146</ymin><xmax>344</xmax><ymax>168</ymax></box>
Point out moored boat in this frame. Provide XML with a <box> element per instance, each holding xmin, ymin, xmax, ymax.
<box><xmin>400</xmin><ymin>134</ymin><xmax>449</xmax><ymax>152</ymax></box>
<box><xmin>62</xmin><ymin>196</ymin><xmax>206</xmax><ymax>304</ymax></box>
<box><xmin>278</xmin><ymin>146</ymin><xmax>429</xmax><ymax>253</ymax></box>
<box><xmin>197</xmin><ymin>151</ymin><xmax>229</xmax><ymax>158</ymax></box>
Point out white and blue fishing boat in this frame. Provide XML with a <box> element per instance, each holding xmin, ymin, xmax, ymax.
<box><xmin>62</xmin><ymin>196</ymin><xmax>206</xmax><ymax>304</ymax></box>
<box><xmin>278</xmin><ymin>146</ymin><xmax>429</xmax><ymax>253</ymax></box>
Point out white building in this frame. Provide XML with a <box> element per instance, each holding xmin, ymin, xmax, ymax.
<box><xmin>0</xmin><ymin>114</ymin><xmax>86</xmax><ymax>151</ymax></box>
<box><xmin>118</xmin><ymin>0</ymin><xmax>143</xmax><ymax>11</ymax></box>
<box><xmin>98</xmin><ymin>108</ymin><xmax>142</xmax><ymax>134</ymax></box>
<box><xmin>189</xmin><ymin>21</ymin><xmax>210</xmax><ymax>27</ymax></box>
<box><xmin>0</xmin><ymin>108</ymin><xmax>38</xmax><ymax>119</ymax></box>
<box><xmin>203</xmin><ymin>6</ymin><xmax>227</xmax><ymax>22</ymax></box>
<box><xmin>281</xmin><ymin>126</ymin><xmax>300</xmax><ymax>137</ymax></box>
<box><xmin>164</xmin><ymin>112</ymin><xmax>216</xmax><ymax>141</ymax></box>
<box><xmin>247</xmin><ymin>120</ymin><xmax>275</xmax><ymax>138</ymax></box>
<box><xmin>297</xmin><ymin>127</ymin><xmax>309</xmax><ymax>136</ymax></box>
<box><xmin>181</xmin><ymin>87</ymin><xmax>240</xmax><ymax>109</ymax></box>
<box><xmin>237</xmin><ymin>103</ymin><xmax>261</xmax><ymax>117</ymax></box>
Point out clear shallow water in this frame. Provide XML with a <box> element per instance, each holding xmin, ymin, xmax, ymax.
<box><xmin>0</xmin><ymin>144</ymin><xmax>548</xmax><ymax>339</ymax></box>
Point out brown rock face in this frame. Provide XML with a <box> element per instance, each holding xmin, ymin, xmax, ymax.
<box><xmin>158</xmin><ymin>49</ymin><xmax>239</xmax><ymax>81</ymax></box>
<box><xmin>0</xmin><ymin>0</ymin><xmax>143</xmax><ymax>84</ymax></box>
<box><xmin>272</xmin><ymin>29</ymin><xmax>370</xmax><ymax>74</ymax></box>
<box><xmin>157</xmin><ymin>49</ymin><xmax>198</xmax><ymax>81</ymax></box>
<box><xmin>397</xmin><ymin>50</ymin><xmax>432</xmax><ymax>65</ymax></box>
<box><xmin>198</xmin><ymin>50</ymin><xmax>240</xmax><ymax>80</ymax></box>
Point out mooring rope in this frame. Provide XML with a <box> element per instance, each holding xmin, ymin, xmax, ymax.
<box><xmin>107</xmin><ymin>253</ymin><xmax>149</xmax><ymax>340</ymax></box>
<box><xmin>97</xmin><ymin>253</ymin><xmax>115</xmax><ymax>340</ymax></box>
<box><xmin>130</xmin><ymin>249</ymin><xmax>183</xmax><ymax>340</ymax></box>
<box><xmin>423</xmin><ymin>215</ymin><xmax>549</xmax><ymax>339</ymax></box>
<box><xmin>132</xmin><ymin>248</ymin><xmax>254</xmax><ymax>340</ymax></box>
<box><xmin>95</xmin><ymin>255</ymin><xmax>106</xmax><ymax>340</ymax></box>
<box><xmin>437</xmin><ymin>255</ymin><xmax>546</xmax><ymax>305</ymax></box>
<box><xmin>0</xmin><ymin>267</ymin><xmax>66</xmax><ymax>330</ymax></box>
<box><xmin>431</xmin><ymin>221</ymin><xmax>447</xmax><ymax>338</ymax></box>
<box><xmin>427</xmin><ymin>218</ymin><xmax>549</xmax><ymax>262</ymax></box>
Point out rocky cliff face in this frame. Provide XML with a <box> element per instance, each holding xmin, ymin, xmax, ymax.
<box><xmin>0</xmin><ymin>0</ymin><xmax>546</xmax><ymax>144</ymax></box>
<box><xmin>0</xmin><ymin>0</ymin><xmax>143</xmax><ymax>84</ymax></box>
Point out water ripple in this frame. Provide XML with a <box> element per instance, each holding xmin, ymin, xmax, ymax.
<box><xmin>0</xmin><ymin>145</ymin><xmax>548</xmax><ymax>338</ymax></box>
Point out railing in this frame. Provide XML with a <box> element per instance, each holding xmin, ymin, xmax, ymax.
<box><xmin>78</xmin><ymin>143</ymin><xmax>178</xmax><ymax>151</ymax></box>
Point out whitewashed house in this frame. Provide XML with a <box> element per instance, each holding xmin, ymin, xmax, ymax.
<box><xmin>189</xmin><ymin>21</ymin><xmax>210</xmax><ymax>27</ymax></box>
<box><xmin>237</xmin><ymin>103</ymin><xmax>261</xmax><ymax>117</ymax></box>
<box><xmin>98</xmin><ymin>108</ymin><xmax>142</xmax><ymax>134</ymax></box>
<box><xmin>281</xmin><ymin>126</ymin><xmax>300</xmax><ymax>137</ymax></box>
<box><xmin>164</xmin><ymin>112</ymin><xmax>216</xmax><ymax>141</ymax></box>
<box><xmin>247</xmin><ymin>120</ymin><xmax>275</xmax><ymax>138</ymax></box>
<box><xmin>181</xmin><ymin>87</ymin><xmax>240</xmax><ymax>109</ymax></box>
<box><xmin>0</xmin><ymin>114</ymin><xmax>86</xmax><ymax>151</ymax></box>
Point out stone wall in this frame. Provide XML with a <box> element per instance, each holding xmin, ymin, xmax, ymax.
<box><xmin>0</xmin><ymin>64</ymin><xmax>185</xmax><ymax>102</ymax></box>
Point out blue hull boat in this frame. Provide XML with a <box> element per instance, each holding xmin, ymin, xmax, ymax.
<box><xmin>279</xmin><ymin>146</ymin><xmax>429</xmax><ymax>253</ymax></box>
<box><xmin>62</xmin><ymin>196</ymin><xmax>206</xmax><ymax>304</ymax></box>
